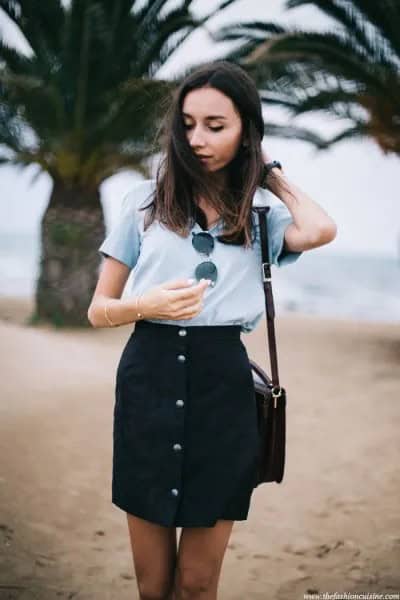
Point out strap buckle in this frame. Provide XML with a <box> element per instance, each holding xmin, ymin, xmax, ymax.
<box><xmin>272</xmin><ymin>386</ymin><xmax>283</xmax><ymax>408</ymax></box>
<box><xmin>262</xmin><ymin>262</ymin><xmax>271</xmax><ymax>282</ymax></box>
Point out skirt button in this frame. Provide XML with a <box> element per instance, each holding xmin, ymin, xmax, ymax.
<box><xmin>171</xmin><ymin>488</ymin><xmax>179</xmax><ymax>496</ymax></box>
<box><xmin>177</xmin><ymin>354</ymin><xmax>186</xmax><ymax>363</ymax></box>
<box><xmin>178</xmin><ymin>329</ymin><xmax>187</xmax><ymax>336</ymax></box>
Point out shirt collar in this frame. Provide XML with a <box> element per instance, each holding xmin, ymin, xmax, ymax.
<box><xmin>192</xmin><ymin>219</ymin><xmax>224</xmax><ymax>234</ymax></box>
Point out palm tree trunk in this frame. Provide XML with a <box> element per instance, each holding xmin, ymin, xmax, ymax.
<box><xmin>33</xmin><ymin>180</ymin><xmax>105</xmax><ymax>327</ymax></box>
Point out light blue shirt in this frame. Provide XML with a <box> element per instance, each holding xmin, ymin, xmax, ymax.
<box><xmin>98</xmin><ymin>179</ymin><xmax>302</xmax><ymax>333</ymax></box>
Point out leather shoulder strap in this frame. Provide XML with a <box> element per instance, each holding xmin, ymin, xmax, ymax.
<box><xmin>252</xmin><ymin>206</ymin><xmax>280</xmax><ymax>387</ymax></box>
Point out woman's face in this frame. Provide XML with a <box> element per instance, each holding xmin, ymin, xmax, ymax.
<box><xmin>182</xmin><ymin>86</ymin><xmax>244</xmax><ymax>173</ymax></box>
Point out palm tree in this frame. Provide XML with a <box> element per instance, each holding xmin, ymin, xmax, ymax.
<box><xmin>0</xmin><ymin>0</ymin><xmax>236</xmax><ymax>327</ymax></box>
<box><xmin>213</xmin><ymin>0</ymin><xmax>400</xmax><ymax>155</ymax></box>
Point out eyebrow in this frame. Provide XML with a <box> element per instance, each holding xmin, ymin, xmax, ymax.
<box><xmin>182</xmin><ymin>112</ymin><xmax>227</xmax><ymax>121</ymax></box>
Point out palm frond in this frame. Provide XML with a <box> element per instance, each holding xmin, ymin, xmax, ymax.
<box><xmin>86</xmin><ymin>78</ymin><xmax>174</xmax><ymax>149</ymax></box>
<box><xmin>212</xmin><ymin>21</ymin><xmax>286</xmax><ymax>43</ymax></box>
<box><xmin>0</xmin><ymin>71</ymin><xmax>66</xmax><ymax>138</ymax></box>
<box><xmin>0</xmin><ymin>40</ymin><xmax>32</xmax><ymax>73</ymax></box>
<box><xmin>321</xmin><ymin>122</ymin><xmax>369</xmax><ymax>145</ymax></box>
<box><xmin>287</xmin><ymin>0</ymin><xmax>400</xmax><ymax>58</ymax></box>
<box><xmin>245</xmin><ymin>30</ymin><xmax>396</xmax><ymax>92</ymax></box>
<box><xmin>263</xmin><ymin>121</ymin><xmax>330</xmax><ymax>148</ymax></box>
<box><xmin>0</xmin><ymin>100</ymin><xmax>26</xmax><ymax>155</ymax></box>
<box><xmin>0</xmin><ymin>0</ymin><xmax>65</xmax><ymax>57</ymax></box>
<box><xmin>134</xmin><ymin>7</ymin><xmax>199</xmax><ymax>75</ymax></box>
<box><xmin>287</xmin><ymin>0</ymin><xmax>400</xmax><ymax>67</ymax></box>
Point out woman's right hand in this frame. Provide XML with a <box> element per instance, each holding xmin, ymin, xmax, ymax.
<box><xmin>134</xmin><ymin>278</ymin><xmax>211</xmax><ymax>321</ymax></box>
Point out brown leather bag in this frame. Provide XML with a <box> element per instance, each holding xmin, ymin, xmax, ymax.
<box><xmin>251</xmin><ymin>206</ymin><xmax>286</xmax><ymax>486</ymax></box>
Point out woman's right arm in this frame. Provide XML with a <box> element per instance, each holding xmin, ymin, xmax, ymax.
<box><xmin>87</xmin><ymin>256</ymin><xmax>142</xmax><ymax>328</ymax></box>
<box><xmin>87</xmin><ymin>256</ymin><xmax>211</xmax><ymax>328</ymax></box>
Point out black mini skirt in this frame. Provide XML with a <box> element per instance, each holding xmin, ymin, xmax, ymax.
<box><xmin>112</xmin><ymin>319</ymin><xmax>260</xmax><ymax>528</ymax></box>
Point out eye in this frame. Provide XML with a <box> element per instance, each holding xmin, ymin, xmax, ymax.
<box><xmin>183</xmin><ymin>123</ymin><xmax>223</xmax><ymax>132</ymax></box>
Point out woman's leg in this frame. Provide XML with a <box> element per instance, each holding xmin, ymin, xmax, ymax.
<box><xmin>173</xmin><ymin>519</ymin><xmax>234</xmax><ymax>600</ymax></box>
<box><xmin>126</xmin><ymin>512</ymin><xmax>178</xmax><ymax>600</ymax></box>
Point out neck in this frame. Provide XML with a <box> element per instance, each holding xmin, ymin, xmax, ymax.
<box><xmin>192</xmin><ymin>167</ymin><xmax>229</xmax><ymax>219</ymax></box>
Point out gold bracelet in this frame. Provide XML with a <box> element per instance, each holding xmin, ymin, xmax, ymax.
<box><xmin>135</xmin><ymin>294</ymin><xmax>144</xmax><ymax>320</ymax></box>
<box><xmin>104</xmin><ymin>301</ymin><xmax>116</xmax><ymax>327</ymax></box>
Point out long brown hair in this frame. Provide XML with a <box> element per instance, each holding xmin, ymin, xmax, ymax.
<box><xmin>141</xmin><ymin>60</ymin><xmax>266</xmax><ymax>247</ymax></box>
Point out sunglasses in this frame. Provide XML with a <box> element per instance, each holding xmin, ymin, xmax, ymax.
<box><xmin>191</xmin><ymin>231</ymin><xmax>218</xmax><ymax>287</ymax></box>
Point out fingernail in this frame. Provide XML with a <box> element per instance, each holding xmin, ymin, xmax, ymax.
<box><xmin>187</xmin><ymin>278</ymin><xmax>195</xmax><ymax>284</ymax></box>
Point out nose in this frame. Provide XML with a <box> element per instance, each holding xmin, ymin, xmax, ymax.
<box><xmin>188</xmin><ymin>125</ymin><xmax>206</xmax><ymax>148</ymax></box>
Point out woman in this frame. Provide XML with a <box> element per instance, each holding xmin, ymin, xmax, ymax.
<box><xmin>87</xmin><ymin>61</ymin><xmax>336</xmax><ymax>600</ymax></box>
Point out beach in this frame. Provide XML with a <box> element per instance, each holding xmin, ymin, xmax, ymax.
<box><xmin>0</xmin><ymin>296</ymin><xmax>399</xmax><ymax>599</ymax></box>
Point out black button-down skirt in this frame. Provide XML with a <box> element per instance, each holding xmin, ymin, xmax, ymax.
<box><xmin>112</xmin><ymin>319</ymin><xmax>260</xmax><ymax>528</ymax></box>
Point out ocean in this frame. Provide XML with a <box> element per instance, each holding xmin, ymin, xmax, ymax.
<box><xmin>1</xmin><ymin>231</ymin><xmax>399</xmax><ymax>323</ymax></box>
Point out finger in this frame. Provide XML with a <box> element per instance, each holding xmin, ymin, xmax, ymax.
<box><xmin>170</xmin><ymin>279</ymin><xmax>210</xmax><ymax>301</ymax></box>
<box><xmin>162</xmin><ymin>278</ymin><xmax>195</xmax><ymax>290</ymax></box>
<box><xmin>179</xmin><ymin>307</ymin><xmax>201</xmax><ymax>319</ymax></box>
<box><xmin>179</xmin><ymin>300</ymin><xmax>203</xmax><ymax>318</ymax></box>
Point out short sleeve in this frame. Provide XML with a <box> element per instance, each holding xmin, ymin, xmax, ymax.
<box><xmin>267</xmin><ymin>203</ymin><xmax>303</xmax><ymax>268</ymax></box>
<box><xmin>98</xmin><ymin>191</ymin><xmax>141</xmax><ymax>269</ymax></box>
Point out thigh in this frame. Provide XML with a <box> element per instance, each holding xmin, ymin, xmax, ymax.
<box><xmin>174</xmin><ymin>520</ymin><xmax>234</xmax><ymax>593</ymax></box>
<box><xmin>126</xmin><ymin>512</ymin><xmax>177</xmax><ymax>598</ymax></box>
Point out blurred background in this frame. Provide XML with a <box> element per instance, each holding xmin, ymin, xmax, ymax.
<box><xmin>0</xmin><ymin>1</ymin><xmax>399</xmax><ymax>599</ymax></box>
<box><xmin>1</xmin><ymin>0</ymin><xmax>400</xmax><ymax>324</ymax></box>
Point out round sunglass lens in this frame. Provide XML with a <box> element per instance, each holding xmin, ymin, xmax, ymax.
<box><xmin>195</xmin><ymin>261</ymin><xmax>218</xmax><ymax>285</ymax></box>
<box><xmin>192</xmin><ymin>232</ymin><xmax>214</xmax><ymax>255</ymax></box>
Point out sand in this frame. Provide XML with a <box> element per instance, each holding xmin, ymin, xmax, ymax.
<box><xmin>0</xmin><ymin>296</ymin><xmax>399</xmax><ymax>599</ymax></box>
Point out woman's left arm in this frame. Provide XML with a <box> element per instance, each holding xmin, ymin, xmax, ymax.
<box><xmin>264</xmin><ymin>159</ymin><xmax>338</xmax><ymax>253</ymax></box>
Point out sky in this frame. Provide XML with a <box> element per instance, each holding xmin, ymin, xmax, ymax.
<box><xmin>0</xmin><ymin>0</ymin><xmax>399</xmax><ymax>259</ymax></box>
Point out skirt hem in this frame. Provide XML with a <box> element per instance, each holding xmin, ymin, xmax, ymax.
<box><xmin>112</xmin><ymin>497</ymin><xmax>250</xmax><ymax>528</ymax></box>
